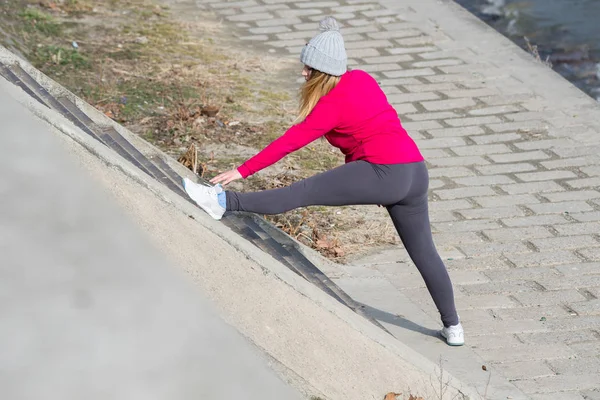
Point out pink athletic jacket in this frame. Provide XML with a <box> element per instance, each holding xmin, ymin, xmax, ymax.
<box><xmin>237</xmin><ymin>69</ymin><xmax>424</xmax><ymax>179</ymax></box>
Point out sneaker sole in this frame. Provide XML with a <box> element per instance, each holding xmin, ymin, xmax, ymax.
<box><xmin>440</xmin><ymin>331</ymin><xmax>464</xmax><ymax>346</ymax></box>
<box><xmin>182</xmin><ymin>178</ymin><xmax>223</xmax><ymax>220</ymax></box>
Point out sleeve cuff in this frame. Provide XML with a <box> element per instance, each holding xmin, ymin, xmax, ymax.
<box><xmin>237</xmin><ymin>164</ymin><xmax>252</xmax><ymax>179</ymax></box>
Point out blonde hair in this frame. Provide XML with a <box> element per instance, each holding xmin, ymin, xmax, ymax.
<box><xmin>296</xmin><ymin>69</ymin><xmax>341</xmax><ymax>123</ymax></box>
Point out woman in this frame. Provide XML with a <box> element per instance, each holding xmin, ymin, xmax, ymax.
<box><xmin>183</xmin><ymin>17</ymin><xmax>464</xmax><ymax>346</ymax></box>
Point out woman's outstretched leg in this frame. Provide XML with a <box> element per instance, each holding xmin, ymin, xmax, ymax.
<box><xmin>226</xmin><ymin>161</ymin><xmax>404</xmax><ymax>215</ymax></box>
<box><xmin>184</xmin><ymin>161</ymin><xmax>404</xmax><ymax>220</ymax></box>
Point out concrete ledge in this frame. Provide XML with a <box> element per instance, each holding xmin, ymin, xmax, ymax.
<box><xmin>0</xmin><ymin>76</ymin><xmax>299</xmax><ymax>400</ymax></box>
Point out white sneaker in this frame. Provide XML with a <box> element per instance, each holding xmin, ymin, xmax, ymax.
<box><xmin>182</xmin><ymin>178</ymin><xmax>226</xmax><ymax>220</ymax></box>
<box><xmin>440</xmin><ymin>322</ymin><xmax>464</xmax><ymax>346</ymax></box>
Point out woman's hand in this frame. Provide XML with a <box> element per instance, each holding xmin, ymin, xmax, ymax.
<box><xmin>210</xmin><ymin>169</ymin><xmax>243</xmax><ymax>186</ymax></box>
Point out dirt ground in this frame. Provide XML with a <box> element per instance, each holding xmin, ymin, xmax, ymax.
<box><xmin>1</xmin><ymin>0</ymin><xmax>400</xmax><ymax>262</ymax></box>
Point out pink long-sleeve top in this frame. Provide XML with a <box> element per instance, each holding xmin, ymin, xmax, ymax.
<box><xmin>237</xmin><ymin>69</ymin><xmax>424</xmax><ymax>179</ymax></box>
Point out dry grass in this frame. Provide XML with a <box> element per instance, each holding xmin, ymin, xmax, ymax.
<box><xmin>0</xmin><ymin>0</ymin><xmax>399</xmax><ymax>262</ymax></box>
<box><xmin>524</xmin><ymin>36</ymin><xmax>553</xmax><ymax>68</ymax></box>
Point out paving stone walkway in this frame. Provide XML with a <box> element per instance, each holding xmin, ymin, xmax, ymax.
<box><xmin>188</xmin><ymin>0</ymin><xmax>600</xmax><ymax>398</ymax></box>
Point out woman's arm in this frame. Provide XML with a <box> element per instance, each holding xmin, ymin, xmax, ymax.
<box><xmin>237</xmin><ymin>98</ymin><xmax>340</xmax><ymax>178</ymax></box>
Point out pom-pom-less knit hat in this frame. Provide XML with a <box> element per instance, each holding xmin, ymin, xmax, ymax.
<box><xmin>300</xmin><ymin>16</ymin><xmax>347</xmax><ymax>76</ymax></box>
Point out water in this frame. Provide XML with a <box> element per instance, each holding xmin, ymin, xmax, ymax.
<box><xmin>454</xmin><ymin>0</ymin><xmax>600</xmax><ymax>101</ymax></box>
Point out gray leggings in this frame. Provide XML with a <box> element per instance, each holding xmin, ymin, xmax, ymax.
<box><xmin>226</xmin><ymin>161</ymin><xmax>459</xmax><ymax>327</ymax></box>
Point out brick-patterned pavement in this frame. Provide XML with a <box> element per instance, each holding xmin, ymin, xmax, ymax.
<box><xmin>182</xmin><ymin>0</ymin><xmax>600</xmax><ymax>398</ymax></box>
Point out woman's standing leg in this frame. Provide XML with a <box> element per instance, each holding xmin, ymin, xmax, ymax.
<box><xmin>385</xmin><ymin>163</ymin><xmax>459</xmax><ymax>328</ymax></box>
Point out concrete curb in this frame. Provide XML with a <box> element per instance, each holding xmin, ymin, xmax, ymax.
<box><xmin>0</xmin><ymin>77</ymin><xmax>301</xmax><ymax>400</ymax></box>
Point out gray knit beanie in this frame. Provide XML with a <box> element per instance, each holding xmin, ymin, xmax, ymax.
<box><xmin>300</xmin><ymin>17</ymin><xmax>347</xmax><ymax>76</ymax></box>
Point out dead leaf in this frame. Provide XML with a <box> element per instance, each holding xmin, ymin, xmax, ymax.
<box><xmin>384</xmin><ymin>393</ymin><xmax>401</xmax><ymax>400</ymax></box>
<box><xmin>408</xmin><ymin>395</ymin><xmax>425</xmax><ymax>400</ymax></box>
<box><xmin>201</xmin><ymin>105</ymin><xmax>220</xmax><ymax>117</ymax></box>
<box><xmin>333</xmin><ymin>247</ymin><xmax>344</xmax><ymax>257</ymax></box>
<box><xmin>316</xmin><ymin>239</ymin><xmax>331</xmax><ymax>249</ymax></box>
